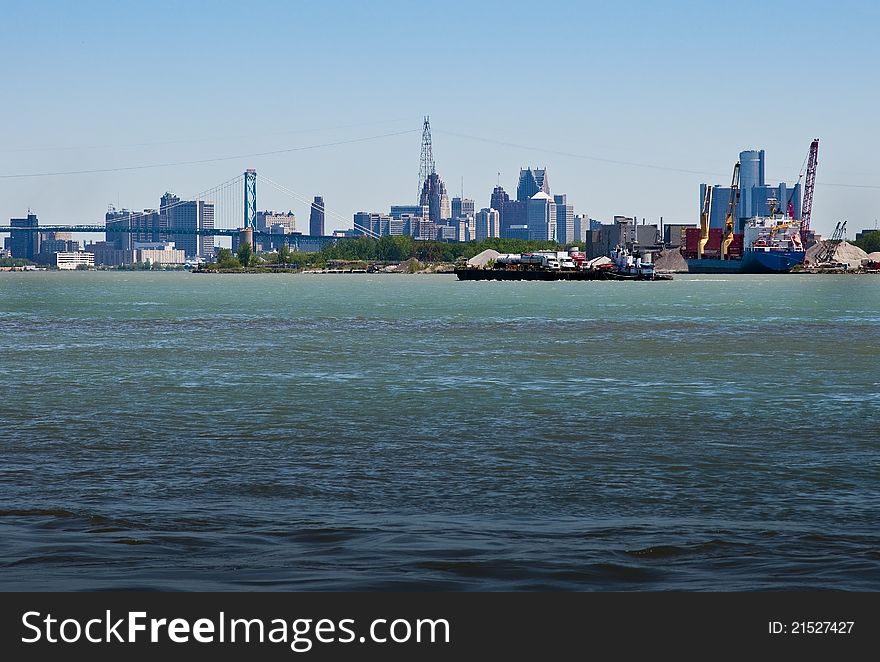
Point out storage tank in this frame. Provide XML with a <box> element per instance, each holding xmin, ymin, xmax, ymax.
<box><xmin>239</xmin><ymin>227</ymin><xmax>254</xmax><ymax>249</ymax></box>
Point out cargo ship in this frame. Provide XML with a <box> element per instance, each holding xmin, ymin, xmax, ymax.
<box><xmin>682</xmin><ymin>217</ymin><xmax>805</xmax><ymax>274</ymax></box>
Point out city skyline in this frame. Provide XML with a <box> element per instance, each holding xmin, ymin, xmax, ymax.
<box><xmin>1</xmin><ymin>1</ymin><xmax>879</xmax><ymax>236</ymax></box>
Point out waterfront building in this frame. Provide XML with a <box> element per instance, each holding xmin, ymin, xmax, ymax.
<box><xmin>554</xmin><ymin>194</ymin><xmax>574</xmax><ymax>244</ymax></box>
<box><xmin>527</xmin><ymin>192</ymin><xmax>557</xmax><ymax>241</ymax></box>
<box><xmin>8</xmin><ymin>213</ymin><xmax>40</xmax><ymax>260</ymax></box>
<box><xmin>517</xmin><ymin>168</ymin><xmax>550</xmax><ymax>202</ymax></box>
<box><xmin>700</xmin><ymin>149</ymin><xmax>802</xmax><ymax>232</ymax></box>
<box><xmin>475</xmin><ymin>208</ymin><xmax>501</xmax><ymax>240</ymax></box>
<box><xmin>134</xmin><ymin>242</ymin><xmax>186</xmax><ymax>266</ymax></box>
<box><xmin>55</xmin><ymin>251</ymin><xmax>95</xmax><ymax>270</ymax></box>
<box><xmin>309</xmin><ymin>197</ymin><xmax>325</xmax><ymax>237</ymax></box>
<box><xmin>85</xmin><ymin>241</ymin><xmax>136</xmax><ymax>266</ymax></box>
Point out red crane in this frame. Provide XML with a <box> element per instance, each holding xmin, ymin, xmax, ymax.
<box><xmin>800</xmin><ymin>139</ymin><xmax>819</xmax><ymax>246</ymax></box>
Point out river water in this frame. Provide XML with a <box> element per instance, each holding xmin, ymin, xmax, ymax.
<box><xmin>1</xmin><ymin>271</ymin><xmax>878</xmax><ymax>590</ymax></box>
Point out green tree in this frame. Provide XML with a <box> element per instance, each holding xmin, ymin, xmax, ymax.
<box><xmin>277</xmin><ymin>243</ymin><xmax>293</xmax><ymax>265</ymax></box>
<box><xmin>217</xmin><ymin>247</ymin><xmax>242</xmax><ymax>269</ymax></box>
<box><xmin>236</xmin><ymin>243</ymin><xmax>253</xmax><ymax>268</ymax></box>
<box><xmin>854</xmin><ymin>230</ymin><xmax>880</xmax><ymax>254</ymax></box>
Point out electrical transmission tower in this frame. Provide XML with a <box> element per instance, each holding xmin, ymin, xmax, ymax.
<box><xmin>418</xmin><ymin>116</ymin><xmax>435</xmax><ymax>203</ymax></box>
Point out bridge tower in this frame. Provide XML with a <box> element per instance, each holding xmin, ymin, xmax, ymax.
<box><xmin>244</xmin><ymin>169</ymin><xmax>257</xmax><ymax>229</ymax></box>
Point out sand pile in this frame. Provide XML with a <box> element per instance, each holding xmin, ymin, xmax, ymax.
<box><xmin>805</xmin><ymin>241</ymin><xmax>867</xmax><ymax>269</ymax></box>
<box><xmin>467</xmin><ymin>249</ymin><xmax>500</xmax><ymax>267</ymax></box>
<box><xmin>864</xmin><ymin>251</ymin><xmax>880</xmax><ymax>262</ymax></box>
<box><xmin>652</xmin><ymin>249</ymin><xmax>689</xmax><ymax>273</ymax></box>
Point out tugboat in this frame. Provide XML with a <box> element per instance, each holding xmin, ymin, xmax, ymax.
<box><xmin>609</xmin><ymin>246</ymin><xmax>669</xmax><ymax>280</ymax></box>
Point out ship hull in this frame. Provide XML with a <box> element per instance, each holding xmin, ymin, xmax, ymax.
<box><xmin>686</xmin><ymin>249</ymin><xmax>804</xmax><ymax>274</ymax></box>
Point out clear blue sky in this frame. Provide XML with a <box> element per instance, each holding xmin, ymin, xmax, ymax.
<box><xmin>1</xmin><ymin>0</ymin><xmax>879</xmax><ymax>236</ymax></box>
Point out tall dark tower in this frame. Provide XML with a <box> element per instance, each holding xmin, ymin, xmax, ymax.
<box><xmin>418</xmin><ymin>116</ymin><xmax>435</xmax><ymax>203</ymax></box>
<box><xmin>309</xmin><ymin>196</ymin><xmax>325</xmax><ymax>236</ymax></box>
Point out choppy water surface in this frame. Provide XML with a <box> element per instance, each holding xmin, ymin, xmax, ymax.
<box><xmin>1</xmin><ymin>271</ymin><xmax>878</xmax><ymax>590</ymax></box>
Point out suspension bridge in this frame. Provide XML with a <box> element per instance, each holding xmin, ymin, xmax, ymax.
<box><xmin>0</xmin><ymin>169</ymin><xmax>381</xmax><ymax>250</ymax></box>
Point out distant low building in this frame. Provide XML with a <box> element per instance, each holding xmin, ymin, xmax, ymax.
<box><xmin>56</xmin><ymin>252</ymin><xmax>95</xmax><ymax>270</ymax></box>
<box><xmin>134</xmin><ymin>242</ymin><xmax>186</xmax><ymax>266</ymax></box>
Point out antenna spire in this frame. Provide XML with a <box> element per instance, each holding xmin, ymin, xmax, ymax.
<box><xmin>418</xmin><ymin>116</ymin><xmax>435</xmax><ymax>203</ymax></box>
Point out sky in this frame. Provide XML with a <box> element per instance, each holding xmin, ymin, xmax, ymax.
<box><xmin>1</xmin><ymin>0</ymin><xmax>879</xmax><ymax>238</ymax></box>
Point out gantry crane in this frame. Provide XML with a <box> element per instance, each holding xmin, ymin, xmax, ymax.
<box><xmin>721</xmin><ymin>161</ymin><xmax>741</xmax><ymax>260</ymax></box>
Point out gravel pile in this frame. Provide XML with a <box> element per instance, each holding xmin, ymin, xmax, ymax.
<box><xmin>806</xmin><ymin>241</ymin><xmax>867</xmax><ymax>269</ymax></box>
<box><xmin>652</xmin><ymin>249</ymin><xmax>690</xmax><ymax>273</ymax></box>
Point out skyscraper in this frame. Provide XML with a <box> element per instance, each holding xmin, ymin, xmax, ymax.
<box><xmin>451</xmin><ymin>197</ymin><xmax>475</xmax><ymax>220</ymax></box>
<box><xmin>490</xmin><ymin>185</ymin><xmax>510</xmax><ymax>236</ymax></box>
<box><xmin>517</xmin><ymin>168</ymin><xmax>550</xmax><ymax>202</ymax></box>
<box><xmin>475</xmin><ymin>208</ymin><xmax>501</xmax><ymax>240</ymax></box>
<box><xmin>309</xmin><ymin>196</ymin><xmax>325</xmax><ymax>236</ymax></box>
<box><xmin>8</xmin><ymin>213</ymin><xmax>40</xmax><ymax>260</ymax></box>
<box><xmin>527</xmin><ymin>192</ymin><xmax>556</xmax><ymax>241</ymax></box>
<box><xmin>554</xmin><ymin>194</ymin><xmax>574</xmax><ymax>244</ymax></box>
<box><xmin>419</xmin><ymin>172</ymin><xmax>451</xmax><ymax>224</ymax></box>
<box><xmin>161</xmin><ymin>193</ymin><xmax>214</xmax><ymax>258</ymax></box>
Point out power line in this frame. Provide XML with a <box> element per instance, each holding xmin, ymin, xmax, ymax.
<box><xmin>0</xmin><ymin>118</ymin><xmax>414</xmax><ymax>154</ymax></box>
<box><xmin>0</xmin><ymin>130</ymin><xmax>419</xmax><ymax>180</ymax></box>
<box><xmin>436</xmin><ymin>129</ymin><xmax>880</xmax><ymax>190</ymax></box>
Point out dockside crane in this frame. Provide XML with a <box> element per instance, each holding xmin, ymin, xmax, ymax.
<box><xmin>815</xmin><ymin>220</ymin><xmax>847</xmax><ymax>264</ymax></box>
<box><xmin>799</xmin><ymin>139</ymin><xmax>819</xmax><ymax>247</ymax></box>
<box><xmin>698</xmin><ymin>185</ymin><xmax>713</xmax><ymax>258</ymax></box>
<box><xmin>720</xmin><ymin>161</ymin><xmax>741</xmax><ymax>260</ymax></box>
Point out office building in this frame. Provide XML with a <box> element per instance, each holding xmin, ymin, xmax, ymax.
<box><xmin>353</xmin><ymin>212</ymin><xmax>391</xmax><ymax>237</ymax></box>
<box><xmin>527</xmin><ymin>192</ymin><xmax>557</xmax><ymax>241</ymax></box>
<box><xmin>162</xmin><ymin>196</ymin><xmax>214</xmax><ymax>258</ymax></box>
<box><xmin>490</xmin><ymin>185</ymin><xmax>510</xmax><ymax>232</ymax></box>
<box><xmin>257</xmin><ymin>210</ymin><xmax>296</xmax><ymax>233</ymax></box>
<box><xmin>106</xmin><ymin>207</ymin><xmax>163</xmax><ymax>249</ymax></box>
<box><xmin>574</xmin><ymin>214</ymin><xmax>591</xmax><ymax>244</ymax></box>
<box><xmin>700</xmin><ymin>149</ymin><xmax>802</xmax><ymax>232</ymax></box>
<box><xmin>419</xmin><ymin>172</ymin><xmax>451</xmax><ymax>223</ymax></box>
<box><xmin>517</xmin><ymin>168</ymin><xmax>550</xmax><ymax>202</ymax></box>
<box><xmin>502</xmin><ymin>200</ymin><xmax>529</xmax><ymax>239</ymax></box>
<box><xmin>8</xmin><ymin>213</ymin><xmax>40</xmax><ymax>260</ymax></box>
<box><xmin>309</xmin><ymin>197</ymin><xmax>325</xmax><ymax>236</ymax></box>
<box><xmin>554</xmin><ymin>194</ymin><xmax>574</xmax><ymax>244</ymax></box>
<box><xmin>391</xmin><ymin>204</ymin><xmax>428</xmax><ymax>220</ymax></box>
<box><xmin>451</xmin><ymin>197</ymin><xmax>475</xmax><ymax>220</ymax></box>
<box><xmin>475</xmin><ymin>208</ymin><xmax>501</xmax><ymax>240</ymax></box>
